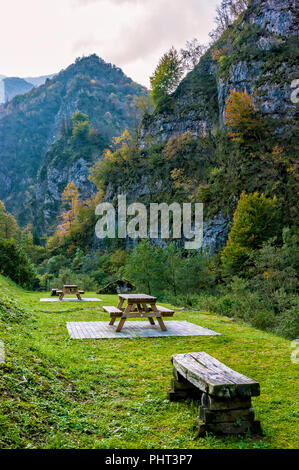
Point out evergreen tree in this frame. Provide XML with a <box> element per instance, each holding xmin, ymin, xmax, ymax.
<box><xmin>150</xmin><ymin>47</ymin><xmax>183</xmax><ymax>107</ymax></box>
<box><xmin>221</xmin><ymin>191</ymin><xmax>280</xmax><ymax>277</ymax></box>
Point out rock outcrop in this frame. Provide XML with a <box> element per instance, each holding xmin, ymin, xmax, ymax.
<box><xmin>141</xmin><ymin>0</ymin><xmax>298</xmax><ymax>143</ymax></box>
<box><xmin>137</xmin><ymin>0</ymin><xmax>298</xmax><ymax>251</ymax></box>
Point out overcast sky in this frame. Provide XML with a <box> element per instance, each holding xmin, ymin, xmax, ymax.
<box><xmin>0</xmin><ymin>0</ymin><xmax>220</xmax><ymax>87</ymax></box>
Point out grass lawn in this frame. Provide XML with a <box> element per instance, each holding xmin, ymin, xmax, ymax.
<box><xmin>0</xmin><ymin>275</ymin><xmax>298</xmax><ymax>449</ymax></box>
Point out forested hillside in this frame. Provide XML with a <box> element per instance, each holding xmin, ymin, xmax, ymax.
<box><xmin>0</xmin><ymin>55</ymin><xmax>147</xmax><ymax>225</ymax></box>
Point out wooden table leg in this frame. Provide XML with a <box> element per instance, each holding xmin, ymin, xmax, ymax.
<box><xmin>115</xmin><ymin>302</ymin><xmax>131</xmax><ymax>332</ymax></box>
<box><xmin>156</xmin><ymin>316</ymin><xmax>167</xmax><ymax>331</ymax></box>
<box><xmin>109</xmin><ymin>316</ymin><xmax>116</xmax><ymax>325</ymax></box>
<box><xmin>76</xmin><ymin>293</ymin><xmax>82</xmax><ymax>300</ymax></box>
<box><xmin>150</xmin><ymin>303</ymin><xmax>167</xmax><ymax>331</ymax></box>
<box><xmin>59</xmin><ymin>293</ymin><xmax>64</xmax><ymax>301</ymax></box>
<box><xmin>116</xmin><ymin>317</ymin><xmax>126</xmax><ymax>332</ymax></box>
<box><xmin>141</xmin><ymin>303</ymin><xmax>155</xmax><ymax>325</ymax></box>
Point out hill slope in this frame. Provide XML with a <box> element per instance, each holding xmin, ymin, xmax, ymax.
<box><xmin>0</xmin><ymin>274</ymin><xmax>298</xmax><ymax>448</ymax></box>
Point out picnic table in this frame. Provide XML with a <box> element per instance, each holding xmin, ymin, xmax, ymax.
<box><xmin>103</xmin><ymin>293</ymin><xmax>174</xmax><ymax>332</ymax></box>
<box><xmin>57</xmin><ymin>285</ymin><xmax>85</xmax><ymax>301</ymax></box>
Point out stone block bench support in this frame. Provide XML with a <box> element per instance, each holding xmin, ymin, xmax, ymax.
<box><xmin>168</xmin><ymin>352</ymin><xmax>262</xmax><ymax>436</ymax></box>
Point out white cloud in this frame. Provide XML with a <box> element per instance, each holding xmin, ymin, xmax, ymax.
<box><xmin>0</xmin><ymin>0</ymin><xmax>220</xmax><ymax>87</ymax></box>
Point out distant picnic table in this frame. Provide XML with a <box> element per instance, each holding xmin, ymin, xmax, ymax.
<box><xmin>57</xmin><ymin>285</ymin><xmax>85</xmax><ymax>301</ymax></box>
<box><xmin>103</xmin><ymin>293</ymin><xmax>174</xmax><ymax>332</ymax></box>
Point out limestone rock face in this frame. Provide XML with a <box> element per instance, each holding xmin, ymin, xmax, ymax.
<box><xmin>36</xmin><ymin>157</ymin><xmax>97</xmax><ymax>233</ymax></box>
<box><xmin>202</xmin><ymin>213</ymin><xmax>231</xmax><ymax>254</ymax></box>
<box><xmin>141</xmin><ymin>0</ymin><xmax>298</xmax><ymax>143</ymax></box>
<box><xmin>136</xmin><ymin>0</ymin><xmax>298</xmax><ymax>251</ymax></box>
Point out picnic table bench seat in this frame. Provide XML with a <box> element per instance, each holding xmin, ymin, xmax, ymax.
<box><xmin>156</xmin><ymin>305</ymin><xmax>174</xmax><ymax>316</ymax></box>
<box><xmin>168</xmin><ymin>352</ymin><xmax>262</xmax><ymax>436</ymax></box>
<box><xmin>103</xmin><ymin>306</ymin><xmax>123</xmax><ymax>316</ymax></box>
<box><xmin>103</xmin><ymin>305</ymin><xmax>174</xmax><ymax>318</ymax></box>
<box><xmin>103</xmin><ymin>300</ymin><xmax>175</xmax><ymax>332</ymax></box>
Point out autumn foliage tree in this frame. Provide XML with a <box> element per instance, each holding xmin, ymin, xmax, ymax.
<box><xmin>224</xmin><ymin>90</ymin><xmax>263</xmax><ymax>143</ymax></box>
<box><xmin>57</xmin><ymin>182</ymin><xmax>81</xmax><ymax>239</ymax></box>
<box><xmin>47</xmin><ymin>183</ymin><xmax>100</xmax><ymax>254</ymax></box>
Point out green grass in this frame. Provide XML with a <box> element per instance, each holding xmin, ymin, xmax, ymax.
<box><xmin>0</xmin><ymin>275</ymin><xmax>298</xmax><ymax>449</ymax></box>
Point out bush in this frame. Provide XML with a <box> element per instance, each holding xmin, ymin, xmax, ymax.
<box><xmin>49</xmin><ymin>268</ymin><xmax>97</xmax><ymax>291</ymax></box>
<box><xmin>124</xmin><ymin>241</ymin><xmax>214</xmax><ymax>297</ymax></box>
<box><xmin>221</xmin><ymin>191</ymin><xmax>280</xmax><ymax>277</ymax></box>
<box><xmin>193</xmin><ymin>274</ymin><xmax>298</xmax><ymax>339</ymax></box>
<box><xmin>0</xmin><ymin>238</ymin><xmax>36</xmax><ymax>288</ymax></box>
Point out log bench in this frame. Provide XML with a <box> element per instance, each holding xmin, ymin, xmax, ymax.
<box><xmin>168</xmin><ymin>352</ymin><xmax>262</xmax><ymax>436</ymax></box>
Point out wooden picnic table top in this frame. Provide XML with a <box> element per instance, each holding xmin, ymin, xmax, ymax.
<box><xmin>63</xmin><ymin>285</ymin><xmax>78</xmax><ymax>289</ymax></box>
<box><xmin>118</xmin><ymin>293</ymin><xmax>157</xmax><ymax>302</ymax></box>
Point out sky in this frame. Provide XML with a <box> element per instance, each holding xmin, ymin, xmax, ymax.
<box><xmin>0</xmin><ymin>0</ymin><xmax>220</xmax><ymax>88</ymax></box>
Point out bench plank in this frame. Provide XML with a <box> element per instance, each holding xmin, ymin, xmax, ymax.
<box><xmin>172</xmin><ymin>352</ymin><xmax>260</xmax><ymax>398</ymax></box>
<box><xmin>156</xmin><ymin>305</ymin><xmax>174</xmax><ymax>316</ymax></box>
<box><xmin>103</xmin><ymin>306</ymin><xmax>123</xmax><ymax>314</ymax></box>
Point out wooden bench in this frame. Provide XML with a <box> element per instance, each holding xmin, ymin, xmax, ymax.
<box><xmin>168</xmin><ymin>352</ymin><xmax>262</xmax><ymax>436</ymax></box>
<box><xmin>103</xmin><ymin>305</ymin><xmax>174</xmax><ymax>321</ymax></box>
<box><xmin>156</xmin><ymin>305</ymin><xmax>174</xmax><ymax>316</ymax></box>
<box><xmin>103</xmin><ymin>306</ymin><xmax>123</xmax><ymax>321</ymax></box>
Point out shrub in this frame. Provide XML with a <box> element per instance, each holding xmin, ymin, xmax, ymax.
<box><xmin>221</xmin><ymin>191</ymin><xmax>280</xmax><ymax>277</ymax></box>
<box><xmin>0</xmin><ymin>238</ymin><xmax>36</xmax><ymax>288</ymax></box>
<box><xmin>49</xmin><ymin>268</ymin><xmax>97</xmax><ymax>291</ymax></box>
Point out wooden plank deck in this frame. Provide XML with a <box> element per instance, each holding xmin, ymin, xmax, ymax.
<box><xmin>66</xmin><ymin>321</ymin><xmax>220</xmax><ymax>339</ymax></box>
<box><xmin>40</xmin><ymin>298</ymin><xmax>102</xmax><ymax>302</ymax></box>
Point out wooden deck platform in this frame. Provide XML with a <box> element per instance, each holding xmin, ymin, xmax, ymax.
<box><xmin>40</xmin><ymin>298</ymin><xmax>102</xmax><ymax>302</ymax></box>
<box><xmin>66</xmin><ymin>320</ymin><xmax>220</xmax><ymax>339</ymax></box>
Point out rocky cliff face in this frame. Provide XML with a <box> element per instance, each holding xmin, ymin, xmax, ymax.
<box><xmin>36</xmin><ymin>157</ymin><xmax>97</xmax><ymax>232</ymax></box>
<box><xmin>137</xmin><ymin>0</ymin><xmax>298</xmax><ymax>251</ymax></box>
<box><xmin>141</xmin><ymin>0</ymin><xmax>298</xmax><ymax>143</ymax></box>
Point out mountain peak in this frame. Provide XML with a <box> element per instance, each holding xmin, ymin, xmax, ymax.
<box><xmin>0</xmin><ymin>55</ymin><xmax>147</xmax><ymax>226</ymax></box>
